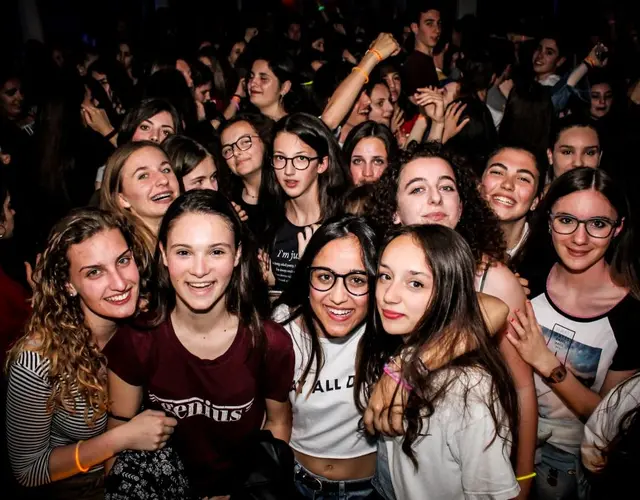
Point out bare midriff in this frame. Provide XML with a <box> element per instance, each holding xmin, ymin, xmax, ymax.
<box><xmin>294</xmin><ymin>449</ymin><xmax>377</xmax><ymax>480</ymax></box>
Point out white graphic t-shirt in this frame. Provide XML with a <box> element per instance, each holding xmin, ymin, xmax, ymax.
<box><xmin>530</xmin><ymin>274</ymin><xmax>640</xmax><ymax>454</ymax></box>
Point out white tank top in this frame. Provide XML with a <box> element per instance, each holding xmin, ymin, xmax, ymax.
<box><xmin>273</xmin><ymin>305</ymin><xmax>377</xmax><ymax>459</ymax></box>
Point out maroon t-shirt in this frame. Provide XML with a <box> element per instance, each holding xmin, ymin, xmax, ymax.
<box><xmin>103</xmin><ymin>318</ymin><xmax>294</xmax><ymax>496</ymax></box>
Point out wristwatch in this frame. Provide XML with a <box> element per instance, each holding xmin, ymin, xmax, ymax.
<box><xmin>542</xmin><ymin>364</ymin><xmax>567</xmax><ymax>384</ymax></box>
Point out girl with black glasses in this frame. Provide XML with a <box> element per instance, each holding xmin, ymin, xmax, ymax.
<box><xmin>510</xmin><ymin>167</ymin><xmax>640</xmax><ymax>500</ymax></box>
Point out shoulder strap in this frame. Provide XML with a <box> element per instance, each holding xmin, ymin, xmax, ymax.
<box><xmin>479</xmin><ymin>265</ymin><xmax>490</xmax><ymax>293</ymax></box>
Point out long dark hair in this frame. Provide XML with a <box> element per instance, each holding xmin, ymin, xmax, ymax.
<box><xmin>356</xmin><ymin>224</ymin><xmax>519</xmax><ymax>467</ymax></box>
<box><xmin>263</xmin><ymin>113</ymin><xmax>350</xmax><ymax>238</ymax></box>
<box><xmin>275</xmin><ymin>215</ymin><xmax>378</xmax><ymax>396</ymax></box>
<box><xmin>592</xmin><ymin>373</ymin><xmax>640</xmax><ymax>497</ymax></box>
<box><xmin>151</xmin><ymin>190</ymin><xmax>270</xmax><ymax>348</ymax></box>
<box><xmin>343</xmin><ymin>120</ymin><xmax>398</xmax><ymax>170</ymax></box>
<box><xmin>372</xmin><ymin>142</ymin><xmax>506</xmax><ymax>266</ymax></box>
<box><xmin>162</xmin><ymin>134</ymin><xmax>213</xmax><ymax>189</ymax></box>
<box><xmin>514</xmin><ymin>167</ymin><xmax>639</xmax><ymax>299</ymax></box>
<box><xmin>118</xmin><ymin>97</ymin><xmax>183</xmax><ymax>146</ymax></box>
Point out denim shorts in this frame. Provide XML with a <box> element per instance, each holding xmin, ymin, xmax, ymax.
<box><xmin>371</xmin><ymin>441</ymin><xmax>396</xmax><ymax>500</ymax></box>
<box><xmin>533</xmin><ymin>442</ymin><xmax>590</xmax><ymax>500</ymax></box>
<box><xmin>294</xmin><ymin>460</ymin><xmax>375</xmax><ymax>500</ymax></box>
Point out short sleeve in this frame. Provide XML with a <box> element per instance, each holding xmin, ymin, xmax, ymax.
<box><xmin>453</xmin><ymin>405</ymin><xmax>520</xmax><ymax>500</ymax></box>
<box><xmin>262</xmin><ymin>320</ymin><xmax>294</xmax><ymax>402</ymax></box>
<box><xmin>609</xmin><ymin>297</ymin><xmax>640</xmax><ymax>372</ymax></box>
<box><xmin>103</xmin><ymin>324</ymin><xmax>154</xmax><ymax>387</ymax></box>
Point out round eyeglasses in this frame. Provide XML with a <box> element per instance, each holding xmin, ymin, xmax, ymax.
<box><xmin>549</xmin><ymin>213</ymin><xmax>619</xmax><ymax>239</ymax></box>
<box><xmin>309</xmin><ymin>267</ymin><xmax>369</xmax><ymax>296</ymax></box>
<box><xmin>272</xmin><ymin>154</ymin><xmax>319</xmax><ymax>171</ymax></box>
<box><xmin>221</xmin><ymin>135</ymin><xmax>259</xmax><ymax>159</ymax></box>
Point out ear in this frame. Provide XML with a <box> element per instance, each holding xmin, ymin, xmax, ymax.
<box><xmin>65</xmin><ymin>283</ymin><xmax>77</xmax><ymax>297</ymax></box>
<box><xmin>118</xmin><ymin>193</ymin><xmax>131</xmax><ymax>209</ymax></box>
<box><xmin>546</xmin><ymin>148</ymin><xmax>553</xmax><ymax>166</ymax></box>
<box><xmin>280</xmin><ymin>80</ymin><xmax>292</xmax><ymax>97</ymax></box>
<box><xmin>411</xmin><ymin>22</ymin><xmax>419</xmax><ymax>36</ymax></box>
<box><xmin>393</xmin><ymin>211</ymin><xmax>401</xmax><ymax>225</ymax></box>
<box><xmin>234</xmin><ymin>243</ymin><xmax>242</xmax><ymax>268</ymax></box>
<box><xmin>159</xmin><ymin>242</ymin><xmax>169</xmax><ymax>267</ymax></box>
<box><xmin>316</xmin><ymin>156</ymin><xmax>329</xmax><ymax>175</ymax></box>
<box><xmin>614</xmin><ymin>217</ymin><xmax>625</xmax><ymax>238</ymax></box>
<box><xmin>530</xmin><ymin>195</ymin><xmax>540</xmax><ymax>212</ymax></box>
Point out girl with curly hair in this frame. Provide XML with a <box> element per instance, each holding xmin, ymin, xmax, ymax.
<box><xmin>5</xmin><ymin>208</ymin><xmax>176</xmax><ymax>498</ymax></box>
<box><xmin>369</xmin><ymin>142</ymin><xmax>538</xmax><ymax>498</ymax></box>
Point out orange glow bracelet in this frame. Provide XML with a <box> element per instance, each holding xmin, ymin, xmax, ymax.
<box><xmin>75</xmin><ymin>440</ymin><xmax>90</xmax><ymax>473</ymax></box>
<box><xmin>351</xmin><ymin>66</ymin><xmax>369</xmax><ymax>84</ymax></box>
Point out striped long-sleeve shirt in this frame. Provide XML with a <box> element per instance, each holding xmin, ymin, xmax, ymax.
<box><xmin>6</xmin><ymin>350</ymin><xmax>107</xmax><ymax>487</ymax></box>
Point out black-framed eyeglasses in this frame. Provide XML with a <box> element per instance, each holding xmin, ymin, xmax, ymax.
<box><xmin>309</xmin><ymin>267</ymin><xmax>369</xmax><ymax>296</ymax></box>
<box><xmin>272</xmin><ymin>154</ymin><xmax>319</xmax><ymax>171</ymax></box>
<box><xmin>549</xmin><ymin>213</ymin><xmax>619</xmax><ymax>239</ymax></box>
<box><xmin>221</xmin><ymin>135</ymin><xmax>259</xmax><ymax>159</ymax></box>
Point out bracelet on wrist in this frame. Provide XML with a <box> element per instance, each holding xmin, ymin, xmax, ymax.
<box><xmin>383</xmin><ymin>363</ymin><xmax>413</xmax><ymax>391</ymax></box>
<box><xmin>516</xmin><ymin>472</ymin><xmax>536</xmax><ymax>481</ymax></box>
<box><xmin>367</xmin><ymin>49</ymin><xmax>383</xmax><ymax>63</ymax></box>
<box><xmin>351</xmin><ymin>66</ymin><xmax>369</xmax><ymax>84</ymax></box>
<box><xmin>75</xmin><ymin>440</ymin><xmax>90</xmax><ymax>473</ymax></box>
<box><xmin>104</xmin><ymin>129</ymin><xmax>117</xmax><ymax>140</ymax></box>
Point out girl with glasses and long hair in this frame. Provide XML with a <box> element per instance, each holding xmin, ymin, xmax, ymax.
<box><xmin>103</xmin><ymin>190</ymin><xmax>294</xmax><ymax>499</ymax></box>
<box><xmin>5</xmin><ymin>209</ymin><xmax>175</xmax><ymax>499</ymax></box>
<box><xmin>507</xmin><ymin>167</ymin><xmax>640</xmax><ymax>500</ymax></box>
<box><xmin>262</xmin><ymin>113</ymin><xmax>349</xmax><ymax>292</ymax></box>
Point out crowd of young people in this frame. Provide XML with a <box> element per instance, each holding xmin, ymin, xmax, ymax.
<box><xmin>2</xmin><ymin>1</ymin><xmax>640</xmax><ymax>499</ymax></box>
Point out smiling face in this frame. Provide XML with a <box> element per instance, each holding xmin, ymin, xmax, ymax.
<box><xmin>0</xmin><ymin>78</ymin><xmax>24</xmax><ymax>119</ymax></box>
<box><xmin>549</xmin><ymin>126</ymin><xmax>601</xmax><ymax>179</ymax></box>
<box><xmin>273</xmin><ymin>131</ymin><xmax>328</xmax><ymax>200</ymax></box>
<box><xmin>369</xmin><ymin>84</ymin><xmax>394</xmax><ymax>127</ymax></box>
<box><xmin>309</xmin><ymin>235</ymin><xmax>369</xmax><ymax>338</ymax></box>
<box><xmin>350</xmin><ymin>137</ymin><xmax>389</xmax><ymax>186</ymax></box>
<box><xmin>161</xmin><ymin>212</ymin><xmax>240</xmax><ymax>313</ymax></box>
<box><xmin>532</xmin><ymin>38</ymin><xmax>565</xmax><ymax>77</ymax></box>
<box><xmin>346</xmin><ymin>91</ymin><xmax>372</xmax><ymax>127</ymax></box>
<box><xmin>220</xmin><ymin>120</ymin><xmax>265</xmax><ymax>179</ymax></box>
<box><xmin>248</xmin><ymin>59</ymin><xmax>288</xmax><ymax>111</ymax></box>
<box><xmin>394</xmin><ymin>157</ymin><xmax>463</xmax><ymax>229</ymax></box>
<box><xmin>383</xmin><ymin>71</ymin><xmax>402</xmax><ymax>103</ymax></box>
<box><xmin>550</xmin><ymin>189</ymin><xmax>622</xmax><ymax>274</ymax></box>
<box><xmin>376</xmin><ymin>233</ymin><xmax>433</xmax><ymax>336</ymax></box>
<box><xmin>66</xmin><ymin>228</ymin><xmax>140</xmax><ymax>324</ymax></box>
<box><xmin>118</xmin><ymin>146</ymin><xmax>180</xmax><ymax>225</ymax></box>
<box><xmin>183</xmin><ymin>156</ymin><xmax>218</xmax><ymax>191</ymax></box>
<box><xmin>412</xmin><ymin>9</ymin><xmax>442</xmax><ymax>51</ymax></box>
<box><xmin>131</xmin><ymin>111</ymin><xmax>176</xmax><ymax>143</ymax></box>
<box><xmin>590</xmin><ymin>83</ymin><xmax>614</xmax><ymax>119</ymax></box>
<box><xmin>481</xmin><ymin>148</ymin><xmax>539</xmax><ymax>223</ymax></box>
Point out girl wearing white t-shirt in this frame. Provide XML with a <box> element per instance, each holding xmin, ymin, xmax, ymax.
<box><xmin>359</xmin><ymin>224</ymin><xmax>520</xmax><ymax>500</ymax></box>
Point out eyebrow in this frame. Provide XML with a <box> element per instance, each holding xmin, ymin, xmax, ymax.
<box><xmin>404</xmin><ymin>175</ymin><xmax>455</xmax><ymax>188</ymax></box>
<box><xmin>273</xmin><ymin>150</ymin><xmax>311</xmax><ymax>156</ymax></box>
<box><xmin>79</xmin><ymin>249</ymin><xmax>131</xmax><ymax>273</ymax></box>
<box><xmin>169</xmin><ymin>242</ymin><xmax>233</xmax><ymax>250</ymax></box>
<box><xmin>489</xmin><ymin>162</ymin><xmax>536</xmax><ymax>176</ymax></box>
<box><xmin>379</xmin><ymin>262</ymin><xmax>428</xmax><ymax>276</ymax></box>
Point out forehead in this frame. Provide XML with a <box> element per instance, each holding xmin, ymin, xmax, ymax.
<box><xmin>313</xmin><ymin>235</ymin><xmax>365</xmax><ymax>271</ymax></box>
<box><xmin>382</xmin><ymin>234</ymin><xmax>429</xmax><ymax>270</ymax></box>
<box><xmin>68</xmin><ymin>228</ymin><xmax>128</xmax><ymax>267</ymax></box>
<box><xmin>124</xmin><ymin>146</ymin><xmax>167</xmax><ymax>169</ymax></box>
<box><xmin>591</xmin><ymin>83</ymin><xmax>612</xmax><ymax>93</ymax></box>
<box><xmin>252</xmin><ymin>59</ymin><xmax>274</xmax><ymax>74</ymax></box>
<box><xmin>552</xmin><ymin>189</ymin><xmax>617</xmax><ymax>218</ymax></box>
<box><xmin>353</xmin><ymin>137</ymin><xmax>387</xmax><ymax>155</ymax></box>
<box><xmin>400</xmin><ymin>157</ymin><xmax>456</xmax><ymax>183</ymax></box>
<box><xmin>557</xmin><ymin>126</ymin><xmax>599</xmax><ymax>147</ymax></box>
<box><xmin>168</xmin><ymin>212</ymin><xmax>234</xmax><ymax>242</ymax></box>
<box><xmin>274</xmin><ymin>131</ymin><xmax>312</xmax><ymax>151</ymax></box>
<box><xmin>539</xmin><ymin>38</ymin><xmax>559</xmax><ymax>51</ymax></box>
<box><xmin>145</xmin><ymin>111</ymin><xmax>174</xmax><ymax>127</ymax></box>
<box><xmin>420</xmin><ymin>9</ymin><xmax>441</xmax><ymax>22</ymax></box>
<box><xmin>488</xmin><ymin>148</ymin><xmax>538</xmax><ymax>175</ymax></box>
<box><xmin>221</xmin><ymin>120</ymin><xmax>257</xmax><ymax>141</ymax></box>
<box><xmin>2</xmin><ymin>78</ymin><xmax>20</xmax><ymax>91</ymax></box>
<box><xmin>371</xmin><ymin>83</ymin><xmax>390</xmax><ymax>98</ymax></box>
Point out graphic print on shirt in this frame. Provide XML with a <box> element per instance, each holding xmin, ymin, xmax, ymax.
<box><xmin>290</xmin><ymin>375</ymin><xmax>355</xmax><ymax>395</ymax></box>
<box><xmin>540</xmin><ymin>323</ymin><xmax>602</xmax><ymax>391</ymax></box>
<box><xmin>149</xmin><ymin>393</ymin><xmax>254</xmax><ymax>422</ymax></box>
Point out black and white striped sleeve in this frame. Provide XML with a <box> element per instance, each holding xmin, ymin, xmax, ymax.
<box><xmin>6</xmin><ymin>351</ymin><xmax>54</xmax><ymax>487</ymax></box>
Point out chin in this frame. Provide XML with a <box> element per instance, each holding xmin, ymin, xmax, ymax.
<box><xmin>379</xmin><ymin>319</ymin><xmax>410</xmax><ymax>336</ymax></box>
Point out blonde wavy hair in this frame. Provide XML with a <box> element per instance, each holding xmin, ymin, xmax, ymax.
<box><xmin>100</xmin><ymin>140</ymin><xmax>168</xmax><ymax>255</ymax></box>
<box><xmin>5</xmin><ymin>208</ymin><xmax>152</xmax><ymax>424</ymax></box>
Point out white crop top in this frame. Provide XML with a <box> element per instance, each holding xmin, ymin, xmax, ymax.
<box><xmin>273</xmin><ymin>305</ymin><xmax>376</xmax><ymax>459</ymax></box>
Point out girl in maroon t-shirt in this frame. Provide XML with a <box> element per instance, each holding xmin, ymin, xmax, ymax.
<box><xmin>104</xmin><ymin>190</ymin><xmax>294</xmax><ymax>499</ymax></box>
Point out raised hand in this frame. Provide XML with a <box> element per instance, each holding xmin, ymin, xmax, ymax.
<box><xmin>442</xmin><ymin>101</ymin><xmax>470</xmax><ymax>144</ymax></box>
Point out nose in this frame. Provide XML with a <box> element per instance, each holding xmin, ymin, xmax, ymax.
<box><xmin>149</xmin><ymin>129</ymin><xmax>159</xmax><ymax>143</ymax></box>
<box><xmin>500</xmin><ymin>175</ymin><xmax>515</xmax><ymax>191</ymax></box>
<box><xmin>382</xmin><ymin>279</ymin><xmax>401</xmax><ymax>304</ymax></box>
<box><xmin>362</xmin><ymin>161</ymin><xmax>374</xmax><ymax>179</ymax></box>
<box><xmin>328</xmin><ymin>278</ymin><xmax>348</xmax><ymax>304</ymax></box>
<box><xmin>190</xmin><ymin>253</ymin><xmax>209</xmax><ymax>278</ymax></box>
<box><xmin>572</xmin><ymin>223</ymin><xmax>589</xmax><ymax>245</ymax></box>
<box><xmin>427</xmin><ymin>186</ymin><xmax>442</xmax><ymax>205</ymax></box>
<box><xmin>284</xmin><ymin>160</ymin><xmax>296</xmax><ymax>176</ymax></box>
<box><xmin>573</xmin><ymin>154</ymin><xmax>584</xmax><ymax>168</ymax></box>
<box><xmin>109</xmin><ymin>269</ymin><xmax>127</xmax><ymax>292</ymax></box>
<box><xmin>156</xmin><ymin>171</ymin><xmax>170</xmax><ymax>186</ymax></box>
